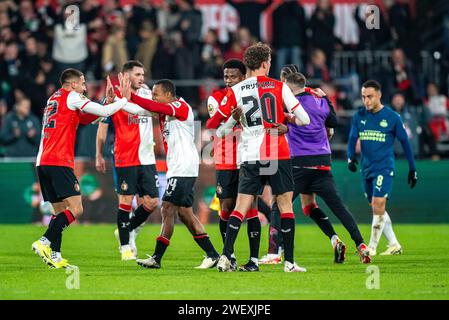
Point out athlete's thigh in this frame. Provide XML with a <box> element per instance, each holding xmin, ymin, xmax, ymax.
<box><xmin>238</xmin><ymin>162</ymin><xmax>265</xmax><ymax>196</ymax></box>
<box><xmin>116</xmin><ymin>166</ymin><xmax>138</xmax><ymax>195</ymax></box>
<box><xmin>162</xmin><ymin>177</ymin><xmax>196</xmax><ymax>208</ymax></box>
<box><xmin>371</xmin><ymin>172</ymin><xmax>394</xmax><ymax>201</ymax></box>
<box><xmin>300</xmin><ymin>193</ymin><xmax>316</xmax><ymax>207</ymax></box>
<box><xmin>40</xmin><ymin>166</ymin><xmax>81</xmax><ymax>203</ymax></box>
<box><xmin>36</xmin><ymin>166</ymin><xmax>58</xmax><ymax>203</ymax></box>
<box><xmin>268</xmin><ymin>159</ymin><xmax>294</xmax><ymax>196</ymax></box>
<box><xmin>137</xmin><ymin>164</ymin><xmax>159</xmax><ymax>198</ymax></box>
<box><xmin>362</xmin><ymin>177</ymin><xmax>374</xmax><ymax>204</ymax></box>
<box><xmin>216</xmin><ymin>169</ymin><xmax>239</xmax><ymax>200</ymax></box>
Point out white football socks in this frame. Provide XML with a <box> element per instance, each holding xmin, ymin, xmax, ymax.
<box><xmin>368</xmin><ymin>214</ymin><xmax>386</xmax><ymax>250</ymax></box>
<box><xmin>382</xmin><ymin>211</ymin><xmax>400</xmax><ymax>246</ymax></box>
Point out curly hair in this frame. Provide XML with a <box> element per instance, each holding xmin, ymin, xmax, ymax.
<box><xmin>243</xmin><ymin>42</ymin><xmax>271</xmax><ymax>71</ymax></box>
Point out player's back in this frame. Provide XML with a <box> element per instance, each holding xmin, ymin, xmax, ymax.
<box><xmin>160</xmin><ymin>97</ymin><xmax>199</xmax><ymax>178</ymax></box>
<box><xmin>36</xmin><ymin>88</ymin><xmax>82</xmax><ymax>168</ymax></box>
<box><xmin>229</xmin><ymin>75</ymin><xmax>289</xmax><ymax>162</ymax></box>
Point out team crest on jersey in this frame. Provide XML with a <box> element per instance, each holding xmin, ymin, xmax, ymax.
<box><xmin>208</xmin><ymin>104</ymin><xmax>215</xmax><ymax>116</ymax></box>
<box><xmin>121</xmin><ymin>181</ymin><xmax>128</xmax><ymax>191</ymax></box>
<box><xmin>216</xmin><ymin>184</ymin><xmax>223</xmax><ymax>195</ymax></box>
<box><xmin>220</xmin><ymin>96</ymin><xmax>228</xmax><ymax>106</ymax></box>
<box><xmin>380</xmin><ymin>120</ymin><xmax>388</xmax><ymax>128</ymax></box>
<box><xmin>74</xmin><ymin>183</ymin><xmax>80</xmax><ymax>192</ymax></box>
<box><xmin>172</xmin><ymin>101</ymin><xmax>181</xmax><ymax>108</ymax></box>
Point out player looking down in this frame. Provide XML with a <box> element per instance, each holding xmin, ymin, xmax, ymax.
<box><xmin>347</xmin><ymin>80</ymin><xmax>418</xmax><ymax>256</ymax></box>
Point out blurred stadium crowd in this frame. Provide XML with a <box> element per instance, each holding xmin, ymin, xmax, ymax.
<box><xmin>1</xmin><ymin>0</ymin><xmax>449</xmax><ymax>160</ymax></box>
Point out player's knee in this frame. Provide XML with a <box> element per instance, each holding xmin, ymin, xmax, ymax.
<box><xmin>371</xmin><ymin>199</ymin><xmax>386</xmax><ymax>215</ymax></box>
<box><xmin>143</xmin><ymin>197</ymin><xmax>158</xmax><ymax>211</ymax></box>
<box><xmin>71</xmin><ymin>204</ymin><xmax>83</xmax><ymax>218</ymax></box>
<box><xmin>302</xmin><ymin>203</ymin><xmax>318</xmax><ymax>217</ymax></box>
<box><xmin>119</xmin><ymin>195</ymin><xmax>133</xmax><ymax>206</ymax></box>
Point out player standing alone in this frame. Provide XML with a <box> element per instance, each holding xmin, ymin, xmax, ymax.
<box><xmin>32</xmin><ymin>68</ymin><xmax>129</xmax><ymax>268</ymax></box>
<box><xmin>347</xmin><ymin>80</ymin><xmax>418</xmax><ymax>256</ymax></box>
<box><xmin>207</xmin><ymin>43</ymin><xmax>310</xmax><ymax>272</ymax></box>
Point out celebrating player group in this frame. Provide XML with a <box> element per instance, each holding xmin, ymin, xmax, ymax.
<box><xmin>31</xmin><ymin>42</ymin><xmax>417</xmax><ymax>273</ymax></box>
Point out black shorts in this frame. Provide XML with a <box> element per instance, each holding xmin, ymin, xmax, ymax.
<box><xmin>216</xmin><ymin>169</ymin><xmax>239</xmax><ymax>199</ymax></box>
<box><xmin>238</xmin><ymin>159</ymin><xmax>294</xmax><ymax>196</ymax></box>
<box><xmin>292</xmin><ymin>167</ymin><xmax>337</xmax><ymax>197</ymax></box>
<box><xmin>116</xmin><ymin>165</ymin><xmax>159</xmax><ymax>198</ymax></box>
<box><xmin>37</xmin><ymin>166</ymin><xmax>81</xmax><ymax>203</ymax></box>
<box><xmin>162</xmin><ymin>177</ymin><xmax>196</xmax><ymax>207</ymax></box>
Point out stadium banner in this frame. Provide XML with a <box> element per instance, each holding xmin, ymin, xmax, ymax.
<box><xmin>0</xmin><ymin>160</ymin><xmax>447</xmax><ymax>224</ymax></box>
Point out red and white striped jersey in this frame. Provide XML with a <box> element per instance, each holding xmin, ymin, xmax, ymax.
<box><xmin>208</xmin><ymin>88</ymin><xmax>239</xmax><ymax>170</ymax></box>
<box><xmin>111</xmin><ymin>87</ymin><xmax>155</xmax><ymax>167</ymax></box>
<box><xmin>36</xmin><ymin>89</ymin><xmax>86</xmax><ymax>168</ymax></box>
<box><xmin>159</xmin><ymin>98</ymin><xmax>199</xmax><ymax>178</ymax></box>
<box><xmin>216</xmin><ymin>76</ymin><xmax>300</xmax><ymax>162</ymax></box>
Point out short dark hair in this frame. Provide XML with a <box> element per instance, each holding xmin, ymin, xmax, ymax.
<box><xmin>154</xmin><ymin>79</ymin><xmax>176</xmax><ymax>96</ymax></box>
<box><xmin>362</xmin><ymin>80</ymin><xmax>382</xmax><ymax>91</ymax></box>
<box><xmin>280</xmin><ymin>64</ymin><xmax>298</xmax><ymax>80</ymax></box>
<box><xmin>122</xmin><ymin>60</ymin><xmax>145</xmax><ymax>73</ymax></box>
<box><xmin>244</xmin><ymin>42</ymin><xmax>271</xmax><ymax>71</ymax></box>
<box><xmin>223</xmin><ymin>59</ymin><xmax>246</xmax><ymax>76</ymax></box>
<box><xmin>60</xmin><ymin>68</ymin><xmax>83</xmax><ymax>85</ymax></box>
<box><xmin>285</xmin><ymin>72</ymin><xmax>306</xmax><ymax>88</ymax></box>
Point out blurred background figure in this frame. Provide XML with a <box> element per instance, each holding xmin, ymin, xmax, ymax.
<box><xmin>0</xmin><ymin>98</ymin><xmax>40</xmax><ymax>157</ymax></box>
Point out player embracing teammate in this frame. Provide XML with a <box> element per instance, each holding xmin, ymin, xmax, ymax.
<box><xmin>207</xmin><ymin>43</ymin><xmax>311</xmax><ymax>272</ymax></box>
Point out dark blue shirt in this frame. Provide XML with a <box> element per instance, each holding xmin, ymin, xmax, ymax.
<box><xmin>347</xmin><ymin>106</ymin><xmax>416</xmax><ymax>178</ymax></box>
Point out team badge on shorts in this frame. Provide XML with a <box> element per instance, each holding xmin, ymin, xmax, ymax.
<box><xmin>380</xmin><ymin>119</ymin><xmax>388</xmax><ymax>128</ymax></box>
<box><xmin>74</xmin><ymin>183</ymin><xmax>80</xmax><ymax>192</ymax></box>
<box><xmin>121</xmin><ymin>181</ymin><xmax>128</xmax><ymax>191</ymax></box>
<box><xmin>216</xmin><ymin>184</ymin><xmax>223</xmax><ymax>195</ymax></box>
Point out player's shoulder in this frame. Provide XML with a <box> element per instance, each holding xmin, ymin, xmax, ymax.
<box><xmin>355</xmin><ymin>106</ymin><xmax>367</xmax><ymax>118</ymax></box>
<box><xmin>172</xmin><ymin>97</ymin><xmax>191</xmax><ymax>110</ymax></box>
<box><xmin>210</xmin><ymin>88</ymin><xmax>228</xmax><ymax>100</ymax></box>
<box><xmin>137</xmin><ymin>85</ymin><xmax>152</xmax><ymax>99</ymax></box>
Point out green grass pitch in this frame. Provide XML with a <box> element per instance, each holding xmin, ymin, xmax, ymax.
<box><xmin>0</xmin><ymin>224</ymin><xmax>448</xmax><ymax>300</ymax></box>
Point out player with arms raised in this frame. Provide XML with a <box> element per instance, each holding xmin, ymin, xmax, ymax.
<box><xmin>207</xmin><ymin>43</ymin><xmax>310</xmax><ymax>272</ymax></box>
<box><xmin>32</xmin><ymin>68</ymin><xmax>129</xmax><ymax>268</ymax></box>
<box><xmin>116</xmin><ymin>77</ymin><xmax>220</xmax><ymax>269</ymax></box>
<box><xmin>99</xmin><ymin>61</ymin><xmax>159</xmax><ymax>261</ymax></box>
<box><xmin>347</xmin><ymin>80</ymin><xmax>418</xmax><ymax>256</ymax></box>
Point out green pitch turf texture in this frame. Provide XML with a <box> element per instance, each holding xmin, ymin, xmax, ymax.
<box><xmin>0</xmin><ymin>224</ymin><xmax>448</xmax><ymax>300</ymax></box>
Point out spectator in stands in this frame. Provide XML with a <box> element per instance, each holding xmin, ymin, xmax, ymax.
<box><xmin>135</xmin><ymin>20</ymin><xmax>160</xmax><ymax>80</ymax></box>
<box><xmin>200</xmin><ymin>29</ymin><xmax>224</xmax><ymax>78</ymax></box>
<box><xmin>383</xmin><ymin>48</ymin><xmax>423</xmax><ymax>105</ymax></box>
<box><xmin>391</xmin><ymin>92</ymin><xmax>419</xmax><ymax>156</ymax></box>
<box><xmin>224</xmin><ymin>27</ymin><xmax>254</xmax><ymax>62</ymax></box>
<box><xmin>272</xmin><ymin>0</ymin><xmax>307</xmax><ymax>77</ymax></box>
<box><xmin>0</xmin><ymin>42</ymin><xmax>20</xmax><ymax>106</ymax></box>
<box><xmin>309</xmin><ymin>0</ymin><xmax>339</xmax><ymax>66</ymax></box>
<box><xmin>306</xmin><ymin>48</ymin><xmax>331</xmax><ymax>82</ymax></box>
<box><xmin>228</xmin><ymin>0</ymin><xmax>271</xmax><ymax>41</ymax></box>
<box><xmin>102</xmin><ymin>25</ymin><xmax>129</xmax><ymax>75</ymax></box>
<box><xmin>387</xmin><ymin>0</ymin><xmax>415</xmax><ymax>55</ymax></box>
<box><xmin>52</xmin><ymin>4</ymin><xmax>89</xmax><ymax>75</ymax></box>
<box><xmin>0</xmin><ymin>98</ymin><xmax>40</xmax><ymax>157</ymax></box>
<box><xmin>425</xmin><ymin>82</ymin><xmax>449</xmax><ymax>142</ymax></box>
<box><xmin>354</xmin><ymin>4</ymin><xmax>392</xmax><ymax>50</ymax></box>
<box><xmin>177</xmin><ymin>0</ymin><xmax>203</xmax><ymax>78</ymax></box>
